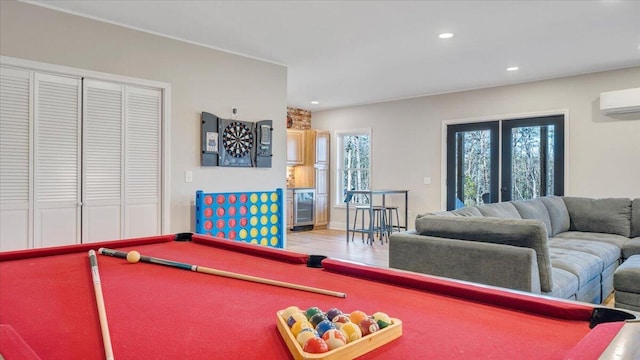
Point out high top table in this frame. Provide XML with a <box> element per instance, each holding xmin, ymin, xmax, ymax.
<box><xmin>345</xmin><ymin>189</ymin><xmax>409</xmax><ymax>244</ymax></box>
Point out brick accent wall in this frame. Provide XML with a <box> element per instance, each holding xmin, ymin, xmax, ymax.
<box><xmin>287</xmin><ymin>107</ymin><xmax>311</xmax><ymax>130</ymax></box>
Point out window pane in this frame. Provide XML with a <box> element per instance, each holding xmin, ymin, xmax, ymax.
<box><xmin>510</xmin><ymin>124</ymin><xmax>555</xmax><ymax>201</ymax></box>
<box><xmin>455</xmin><ymin>130</ymin><xmax>492</xmax><ymax>207</ymax></box>
<box><xmin>511</xmin><ymin>126</ymin><xmax>541</xmax><ymax>201</ymax></box>
<box><xmin>546</xmin><ymin>126</ymin><xmax>555</xmax><ymax>196</ymax></box>
<box><xmin>343</xmin><ymin>169</ymin><xmax>370</xmax><ymax>204</ymax></box>
<box><xmin>343</xmin><ymin>135</ymin><xmax>370</xmax><ymax>169</ymax></box>
<box><xmin>338</xmin><ymin>131</ymin><xmax>371</xmax><ymax>205</ymax></box>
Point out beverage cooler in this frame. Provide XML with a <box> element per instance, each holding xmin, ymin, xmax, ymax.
<box><xmin>292</xmin><ymin>188</ymin><xmax>315</xmax><ymax>230</ymax></box>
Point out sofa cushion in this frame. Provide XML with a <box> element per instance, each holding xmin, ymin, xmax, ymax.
<box><xmin>512</xmin><ymin>198</ymin><xmax>552</xmax><ymax>236</ymax></box>
<box><xmin>428</xmin><ymin>206</ymin><xmax>482</xmax><ymax>217</ymax></box>
<box><xmin>450</xmin><ymin>207</ymin><xmax>483</xmax><ymax>217</ymax></box>
<box><xmin>632</xmin><ymin>199</ymin><xmax>640</xmax><ymax>238</ymax></box>
<box><xmin>546</xmin><ymin>268</ymin><xmax>579</xmax><ymax>300</ymax></box>
<box><xmin>549</xmin><ymin>247</ymin><xmax>602</xmax><ymax>288</ymax></box>
<box><xmin>614</xmin><ymin>255</ymin><xmax>640</xmax><ymax>293</ymax></box>
<box><xmin>563</xmin><ymin>197</ymin><xmax>632</xmax><ymax>237</ymax></box>
<box><xmin>476</xmin><ymin>202</ymin><xmax>522</xmax><ymax>218</ymax></box>
<box><xmin>549</xmin><ymin>238</ymin><xmax>620</xmax><ymax>268</ymax></box>
<box><xmin>415</xmin><ymin>216</ymin><xmax>553</xmax><ymax>292</ymax></box>
<box><xmin>540</xmin><ymin>196</ymin><xmax>570</xmax><ymax>236</ymax></box>
<box><xmin>622</xmin><ymin>238</ymin><xmax>640</xmax><ymax>259</ymax></box>
<box><xmin>553</xmin><ymin>231</ymin><xmax>629</xmax><ymax>249</ymax></box>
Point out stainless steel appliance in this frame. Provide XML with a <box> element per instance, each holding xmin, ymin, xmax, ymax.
<box><xmin>292</xmin><ymin>188</ymin><xmax>315</xmax><ymax>230</ymax></box>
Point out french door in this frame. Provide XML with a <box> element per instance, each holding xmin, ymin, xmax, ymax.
<box><xmin>501</xmin><ymin>116</ymin><xmax>564</xmax><ymax>201</ymax></box>
<box><xmin>446</xmin><ymin>122</ymin><xmax>499</xmax><ymax>210</ymax></box>
<box><xmin>446</xmin><ymin>115</ymin><xmax>564</xmax><ymax>210</ymax></box>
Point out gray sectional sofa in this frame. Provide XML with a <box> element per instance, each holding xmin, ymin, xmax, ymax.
<box><xmin>389</xmin><ymin>196</ymin><xmax>640</xmax><ymax>304</ymax></box>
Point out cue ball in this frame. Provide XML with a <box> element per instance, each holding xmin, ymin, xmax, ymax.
<box><xmin>126</xmin><ymin>251</ymin><xmax>141</xmax><ymax>263</ymax></box>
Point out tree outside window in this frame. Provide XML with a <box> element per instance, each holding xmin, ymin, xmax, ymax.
<box><xmin>336</xmin><ymin>129</ymin><xmax>371</xmax><ymax>205</ymax></box>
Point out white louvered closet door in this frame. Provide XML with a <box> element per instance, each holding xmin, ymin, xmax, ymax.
<box><xmin>1</xmin><ymin>63</ymin><xmax>163</xmax><ymax>250</ymax></box>
<box><xmin>83</xmin><ymin>80</ymin><xmax>124</xmax><ymax>242</ymax></box>
<box><xmin>33</xmin><ymin>73</ymin><xmax>82</xmax><ymax>248</ymax></box>
<box><xmin>125</xmin><ymin>86</ymin><xmax>161</xmax><ymax>237</ymax></box>
<box><xmin>0</xmin><ymin>67</ymin><xmax>31</xmax><ymax>251</ymax></box>
<box><xmin>83</xmin><ymin>82</ymin><xmax>162</xmax><ymax>241</ymax></box>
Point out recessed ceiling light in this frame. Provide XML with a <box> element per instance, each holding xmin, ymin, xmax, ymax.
<box><xmin>506</xmin><ymin>66</ymin><xmax>519</xmax><ymax>71</ymax></box>
<box><xmin>438</xmin><ymin>33</ymin><xmax>454</xmax><ymax>39</ymax></box>
<box><xmin>310</xmin><ymin>100</ymin><xmax>320</xmax><ymax>105</ymax></box>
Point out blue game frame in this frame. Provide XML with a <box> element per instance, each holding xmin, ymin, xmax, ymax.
<box><xmin>195</xmin><ymin>189</ymin><xmax>284</xmax><ymax>248</ymax></box>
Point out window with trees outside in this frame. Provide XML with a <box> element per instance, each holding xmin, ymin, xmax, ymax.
<box><xmin>446</xmin><ymin>115</ymin><xmax>564</xmax><ymax>210</ymax></box>
<box><xmin>336</xmin><ymin>129</ymin><xmax>371</xmax><ymax>205</ymax></box>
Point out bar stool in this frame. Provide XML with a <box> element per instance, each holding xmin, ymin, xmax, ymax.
<box><xmin>352</xmin><ymin>205</ymin><xmax>388</xmax><ymax>245</ymax></box>
<box><xmin>352</xmin><ymin>205</ymin><xmax>369</xmax><ymax>243</ymax></box>
<box><xmin>372</xmin><ymin>205</ymin><xmax>389</xmax><ymax>244</ymax></box>
<box><xmin>385</xmin><ymin>206</ymin><xmax>401</xmax><ymax>237</ymax></box>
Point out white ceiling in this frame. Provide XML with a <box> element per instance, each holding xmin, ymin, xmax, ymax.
<box><xmin>26</xmin><ymin>0</ymin><xmax>640</xmax><ymax>111</ymax></box>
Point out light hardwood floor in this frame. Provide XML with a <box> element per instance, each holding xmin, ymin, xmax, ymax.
<box><xmin>285</xmin><ymin>228</ymin><xmax>616</xmax><ymax>307</ymax></box>
<box><xmin>286</xmin><ymin>228</ymin><xmax>388</xmax><ymax>267</ymax></box>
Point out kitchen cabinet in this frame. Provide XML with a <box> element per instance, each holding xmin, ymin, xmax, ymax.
<box><xmin>287</xmin><ymin>129</ymin><xmax>329</xmax><ymax>229</ymax></box>
<box><xmin>286</xmin><ymin>130</ymin><xmax>304</xmax><ymax>165</ymax></box>
<box><xmin>286</xmin><ymin>189</ymin><xmax>293</xmax><ymax>230</ymax></box>
<box><xmin>314</xmin><ymin>131</ymin><xmax>330</xmax><ymax>228</ymax></box>
<box><xmin>315</xmin><ymin>130</ymin><xmax>329</xmax><ymax>166</ymax></box>
<box><xmin>314</xmin><ymin>165</ymin><xmax>329</xmax><ymax>228</ymax></box>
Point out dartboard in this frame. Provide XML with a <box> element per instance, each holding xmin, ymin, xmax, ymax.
<box><xmin>223</xmin><ymin>122</ymin><xmax>254</xmax><ymax>158</ymax></box>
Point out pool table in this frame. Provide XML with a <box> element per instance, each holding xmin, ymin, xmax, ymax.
<box><xmin>1</xmin><ymin>233</ymin><xmax>638</xmax><ymax>359</ymax></box>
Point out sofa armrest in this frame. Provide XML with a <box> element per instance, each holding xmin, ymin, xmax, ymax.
<box><xmin>389</xmin><ymin>231</ymin><xmax>542</xmax><ymax>293</ymax></box>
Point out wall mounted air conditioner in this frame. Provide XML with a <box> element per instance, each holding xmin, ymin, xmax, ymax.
<box><xmin>599</xmin><ymin>88</ymin><xmax>640</xmax><ymax>115</ymax></box>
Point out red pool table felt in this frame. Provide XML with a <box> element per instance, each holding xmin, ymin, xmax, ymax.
<box><xmin>0</xmin><ymin>234</ymin><xmax>627</xmax><ymax>359</ymax></box>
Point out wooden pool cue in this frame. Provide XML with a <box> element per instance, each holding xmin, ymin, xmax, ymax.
<box><xmin>88</xmin><ymin>250</ymin><xmax>115</xmax><ymax>360</ymax></box>
<box><xmin>98</xmin><ymin>248</ymin><xmax>346</xmax><ymax>298</ymax></box>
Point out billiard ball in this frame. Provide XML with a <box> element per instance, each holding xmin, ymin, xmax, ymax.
<box><xmin>349</xmin><ymin>310</ymin><xmax>368</xmax><ymax>325</ymax></box>
<box><xmin>126</xmin><ymin>251</ymin><xmax>141</xmax><ymax>263</ymax></box>
<box><xmin>309</xmin><ymin>313</ymin><xmax>328</xmax><ymax>328</ymax></box>
<box><xmin>339</xmin><ymin>322</ymin><xmax>362</xmax><ymax>343</ymax></box>
<box><xmin>372</xmin><ymin>312</ymin><xmax>392</xmax><ymax>329</ymax></box>
<box><xmin>281</xmin><ymin>306</ymin><xmax>302</xmax><ymax>321</ymax></box>
<box><xmin>332</xmin><ymin>314</ymin><xmax>350</xmax><ymax>324</ymax></box>
<box><xmin>291</xmin><ymin>320</ymin><xmax>313</xmax><ymax>337</ymax></box>
<box><xmin>322</xmin><ymin>329</ymin><xmax>347</xmax><ymax>350</ymax></box>
<box><xmin>305</xmin><ymin>306</ymin><xmax>323</xmax><ymax>321</ymax></box>
<box><xmin>359</xmin><ymin>318</ymin><xmax>380</xmax><ymax>336</ymax></box>
<box><xmin>296</xmin><ymin>328</ymin><xmax>318</xmax><ymax>347</ymax></box>
<box><xmin>314</xmin><ymin>319</ymin><xmax>336</xmax><ymax>337</ymax></box>
<box><xmin>325</xmin><ymin>308</ymin><xmax>343</xmax><ymax>322</ymax></box>
<box><xmin>287</xmin><ymin>312</ymin><xmax>307</xmax><ymax>328</ymax></box>
<box><xmin>303</xmin><ymin>337</ymin><xmax>329</xmax><ymax>354</ymax></box>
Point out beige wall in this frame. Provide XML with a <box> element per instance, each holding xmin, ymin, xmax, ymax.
<box><xmin>313</xmin><ymin>67</ymin><xmax>640</xmax><ymax>230</ymax></box>
<box><xmin>0</xmin><ymin>1</ymin><xmax>288</xmax><ymax>234</ymax></box>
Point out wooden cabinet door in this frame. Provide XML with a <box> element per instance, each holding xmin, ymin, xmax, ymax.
<box><xmin>314</xmin><ymin>194</ymin><xmax>328</xmax><ymax>227</ymax></box>
<box><xmin>286</xmin><ymin>130</ymin><xmax>304</xmax><ymax>165</ymax></box>
<box><xmin>314</xmin><ymin>165</ymin><xmax>329</xmax><ymax>227</ymax></box>
<box><xmin>286</xmin><ymin>189</ymin><xmax>294</xmax><ymax>229</ymax></box>
<box><xmin>315</xmin><ymin>131</ymin><xmax>329</xmax><ymax>165</ymax></box>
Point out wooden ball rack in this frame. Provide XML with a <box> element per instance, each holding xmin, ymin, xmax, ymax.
<box><xmin>276</xmin><ymin>309</ymin><xmax>403</xmax><ymax>360</ymax></box>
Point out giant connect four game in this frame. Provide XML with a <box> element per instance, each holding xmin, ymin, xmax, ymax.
<box><xmin>195</xmin><ymin>189</ymin><xmax>284</xmax><ymax>248</ymax></box>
